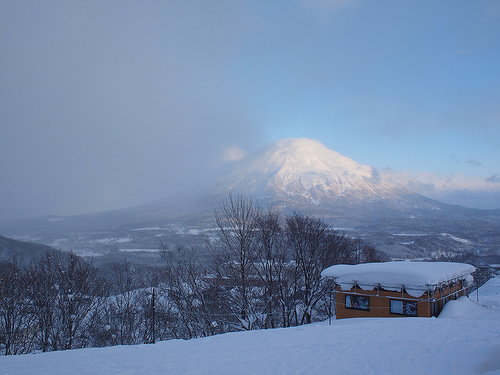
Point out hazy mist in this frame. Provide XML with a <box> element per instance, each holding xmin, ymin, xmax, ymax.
<box><xmin>2</xmin><ymin>1</ymin><xmax>499</xmax><ymax>220</ymax></box>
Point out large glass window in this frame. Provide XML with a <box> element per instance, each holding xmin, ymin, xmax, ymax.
<box><xmin>390</xmin><ymin>299</ymin><xmax>418</xmax><ymax>316</ymax></box>
<box><xmin>345</xmin><ymin>295</ymin><xmax>370</xmax><ymax>311</ymax></box>
<box><xmin>390</xmin><ymin>300</ymin><xmax>404</xmax><ymax>314</ymax></box>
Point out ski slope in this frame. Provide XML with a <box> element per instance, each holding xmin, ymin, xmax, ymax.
<box><xmin>1</xmin><ymin>277</ymin><xmax>500</xmax><ymax>375</ymax></box>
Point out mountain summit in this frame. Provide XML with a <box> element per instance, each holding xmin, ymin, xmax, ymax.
<box><xmin>214</xmin><ymin>138</ymin><xmax>405</xmax><ymax>206</ymax></box>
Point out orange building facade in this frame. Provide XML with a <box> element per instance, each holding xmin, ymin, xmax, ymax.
<box><xmin>321</xmin><ymin>262</ymin><xmax>475</xmax><ymax>320</ymax></box>
<box><xmin>334</xmin><ymin>278</ymin><xmax>470</xmax><ymax>319</ymax></box>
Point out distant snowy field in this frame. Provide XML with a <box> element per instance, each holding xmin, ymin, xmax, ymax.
<box><xmin>2</xmin><ymin>278</ymin><xmax>500</xmax><ymax>375</ymax></box>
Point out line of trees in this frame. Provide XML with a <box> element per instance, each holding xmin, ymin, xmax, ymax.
<box><xmin>0</xmin><ymin>252</ymin><xmax>107</xmax><ymax>355</ymax></box>
<box><xmin>209</xmin><ymin>194</ymin><xmax>387</xmax><ymax>329</ymax></box>
<box><xmin>0</xmin><ymin>194</ymin><xmax>387</xmax><ymax>355</ymax></box>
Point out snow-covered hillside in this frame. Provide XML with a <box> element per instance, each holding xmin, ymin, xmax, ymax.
<box><xmin>2</xmin><ymin>276</ymin><xmax>500</xmax><ymax>375</ymax></box>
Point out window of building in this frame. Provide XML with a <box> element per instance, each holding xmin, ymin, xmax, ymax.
<box><xmin>345</xmin><ymin>295</ymin><xmax>370</xmax><ymax>311</ymax></box>
<box><xmin>390</xmin><ymin>299</ymin><xmax>417</xmax><ymax>316</ymax></box>
<box><xmin>390</xmin><ymin>300</ymin><xmax>404</xmax><ymax>314</ymax></box>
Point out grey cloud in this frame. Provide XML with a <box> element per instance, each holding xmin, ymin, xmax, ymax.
<box><xmin>0</xmin><ymin>1</ymin><xmax>258</xmax><ymax>220</ymax></box>
<box><xmin>468</xmin><ymin>159</ymin><xmax>484</xmax><ymax>167</ymax></box>
<box><xmin>449</xmin><ymin>156</ymin><xmax>484</xmax><ymax>168</ymax></box>
<box><xmin>486</xmin><ymin>175</ymin><xmax>500</xmax><ymax>184</ymax></box>
<box><xmin>365</xmin><ymin>167</ymin><xmax>381</xmax><ymax>185</ymax></box>
<box><xmin>405</xmin><ymin>180</ymin><xmax>437</xmax><ymax>194</ymax></box>
<box><xmin>445</xmin><ymin>175</ymin><xmax>457</xmax><ymax>185</ymax></box>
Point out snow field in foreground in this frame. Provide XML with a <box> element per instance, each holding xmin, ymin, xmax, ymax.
<box><xmin>1</xmin><ymin>277</ymin><xmax>500</xmax><ymax>375</ymax></box>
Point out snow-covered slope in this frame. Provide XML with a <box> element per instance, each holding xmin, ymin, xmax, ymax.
<box><xmin>2</xmin><ymin>276</ymin><xmax>500</xmax><ymax>375</ymax></box>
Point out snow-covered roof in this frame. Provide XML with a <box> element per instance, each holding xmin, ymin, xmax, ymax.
<box><xmin>321</xmin><ymin>261</ymin><xmax>475</xmax><ymax>298</ymax></box>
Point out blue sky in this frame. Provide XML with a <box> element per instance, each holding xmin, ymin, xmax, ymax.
<box><xmin>237</xmin><ymin>1</ymin><xmax>499</xmax><ymax>171</ymax></box>
<box><xmin>1</xmin><ymin>0</ymin><xmax>499</xmax><ymax>220</ymax></box>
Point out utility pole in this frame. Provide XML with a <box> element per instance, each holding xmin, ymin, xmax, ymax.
<box><xmin>151</xmin><ymin>287</ymin><xmax>156</xmax><ymax>344</ymax></box>
<box><xmin>329</xmin><ymin>281</ymin><xmax>332</xmax><ymax>325</ymax></box>
<box><xmin>146</xmin><ymin>287</ymin><xmax>156</xmax><ymax>344</ymax></box>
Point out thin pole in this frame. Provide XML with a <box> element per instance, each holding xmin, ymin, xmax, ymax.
<box><xmin>329</xmin><ymin>280</ymin><xmax>332</xmax><ymax>326</ymax></box>
<box><xmin>151</xmin><ymin>287</ymin><xmax>156</xmax><ymax>344</ymax></box>
<box><xmin>476</xmin><ymin>279</ymin><xmax>479</xmax><ymax>303</ymax></box>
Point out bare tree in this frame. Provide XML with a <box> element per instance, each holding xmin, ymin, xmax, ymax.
<box><xmin>285</xmin><ymin>213</ymin><xmax>346</xmax><ymax>324</ymax></box>
<box><xmin>210</xmin><ymin>194</ymin><xmax>260</xmax><ymax>329</ymax></box>
<box><xmin>22</xmin><ymin>252</ymin><xmax>106</xmax><ymax>352</ymax></box>
<box><xmin>0</xmin><ymin>258</ymin><xmax>37</xmax><ymax>355</ymax></box>
<box><xmin>254</xmin><ymin>209</ymin><xmax>289</xmax><ymax>328</ymax></box>
<box><xmin>358</xmin><ymin>241</ymin><xmax>387</xmax><ymax>263</ymax></box>
<box><xmin>107</xmin><ymin>261</ymin><xmax>146</xmax><ymax>346</ymax></box>
<box><xmin>52</xmin><ymin>253</ymin><xmax>105</xmax><ymax>350</ymax></box>
<box><xmin>26</xmin><ymin>253</ymin><xmax>59</xmax><ymax>352</ymax></box>
<box><xmin>161</xmin><ymin>244</ymin><xmax>225</xmax><ymax>339</ymax></box>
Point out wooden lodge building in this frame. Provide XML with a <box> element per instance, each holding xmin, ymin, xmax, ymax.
<box><xmin>321</xmin><ymin>262</ymin><xmax>476</xmax><ymax>319</ymax></box>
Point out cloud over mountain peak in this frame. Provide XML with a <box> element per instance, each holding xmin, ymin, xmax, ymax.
<box><xmin>214</xmin><ymin>138</ymin><xmax>401</xmax><ymax>205</ymax></box>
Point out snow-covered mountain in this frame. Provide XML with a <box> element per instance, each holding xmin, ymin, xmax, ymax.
<box><xmin>211</xmin><ymin>138</ymin><xmax>436</xmax><ymax>213</ymax></box>
<box><xmin>1</xmin><ymin>138</ymin><xmax>499</xmax><ymax>262</ymax></box>
<box><xmin>215</xmin><ymin>138</ymin><xmax>392</xmax><ymax>201</ymax></box>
